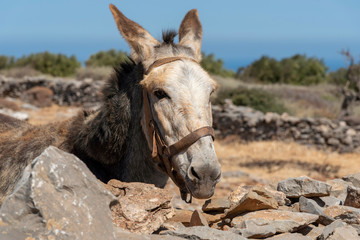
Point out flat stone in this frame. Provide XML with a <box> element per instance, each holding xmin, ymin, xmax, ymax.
<box><xmin>318</xmin><ymin>219</ymin><xmax>347</xmax><ymax>240</ymax></box>
<box><xmin>107</xmin><ymin>180</ymin><xmax>174</xmax><ymax>234</ymax></box>
<box><xmin>232</xmin><ymin>210</ymin><xmax>318</xmax><ymax>238</ymax></box>
<box><xmin>189</xmin><ymin>210</ymin><xmax>208</xmax><ymax>227</ymax></box>
<box><xmin>327</xmin><ymin>179</ymin><xmax>354</xmax><ymax>202</ymax></box>
<box><xmin>266</xmin><ymin>232</ymin><xmax>311</xmax><ymax>239</ymax></box>
<box><xmin>299</xmin><ymin>196</ymin><xmax>324</xmax><ymax>215</ymax></box>
<box><xmin>277</xmin><ymin>176</ymin><xmax>331</xmax><ymax>198</ymax></box>
<box><xmin>299</xmin><ymin>196</ymin><xmax>334</xmax><ymax>225</ymax></box>
<box><xmin>234</xmin><ymin>219</ymin><xmax>276</xmax><ymax>238</ymax></box>
<box><xmin>264</xmin><ymin>185</ymin><xmax>289</xmax><ymax>206</ymax></box>
<box><xmin>228</xmin><ymin>185</ymin><xmax>251</xmax><ymax>206</ymax></box>
<box><xmin>319</xmin><ymin>196</ymin><xmax>342</xmax><ymax>207</ymax></box>
<box><xmin>202</xmin><ymin>198</ymin><xmax>231</xmax><ymax>213</ymax></box>
<box><xmin>344</xmin><ymin>186</ymin><xmax>360</xmax><ymax>208</ymax></box>
<box><xmin>343</xmin><ymin>172</ymin><xmax>360</xmax><ymax>188</ymax></box>
<box><xmin>225</xmin><ymin>186</ymin><xmax>278</xmax><ymax>218</ymax></box>
<box><xmin>202</xmin><ymin>212</ymin><xmax>223</xmax><ymax>225</ymax></box>
<box><xmin>328</xmin><ymin>225</ymin><xmax>360</xmax><ymax>240</ymax></box>
<box><xmin>324</xmin><ymin>205</ymin><xmax>360</xmax><ymax>224</ymax></box>
<box><xmin>297</xmin><ymin>224</ymin><xmax>325</xmax><ymax>239</ymax></box>
<box><xmin>0</xmin><ymin>146</ymin><xmax>119</xmax><ymax>240</ymax></box>
<box><xmin>166</xmin><ymin>209</ymin><xmax>192</xmax><ymax>227</ymax></box>
<box><xmin>160</xmin><ymin>226</ymin><xmax>247</xmax><ymax>240</ymax></box>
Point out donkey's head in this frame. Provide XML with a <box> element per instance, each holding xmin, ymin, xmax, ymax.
<box><xmin>109</xmin><ymin>4</ymin><xmax>221</xmax><ymax>199</ymax></box>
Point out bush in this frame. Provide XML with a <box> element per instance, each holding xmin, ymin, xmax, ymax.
<box><xmin>200</xmin><ymin>52</ymin><xmax>235</xmax><ymax>78</ymax></box>
<box><xmin>14</xmin><ymin>52</ymin><xmax>81</xmax><ymax>77</ymax></box>
<box><xmin>213</xmin><ymin>87</ymin><xmax>288</xmax><ymax>114</ymax></box>
<box><xmin>85</xmin><ymin>49</ymin><xmax>129</xmax><ymax>67</ymax></box>
<box><xmin>241</xmin><ymin>54</ymin><xmax>328</xmax><ymax>85</ymax></box>
<box><xmin>0</xmin><ymin>55</ymin><xmax>15</xmax><ymax>70</ymax></box>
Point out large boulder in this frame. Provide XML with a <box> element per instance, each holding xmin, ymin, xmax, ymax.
<box><xmin>277</xmin><ymin>176</ymin><xmax>331</xmax><ymax>198</ymax></box>
<box><xmin>0</xmin><ymin>146</ymin><xmax>123</xmax><ymax>239</ymax></box>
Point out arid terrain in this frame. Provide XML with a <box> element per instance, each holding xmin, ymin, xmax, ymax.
<box><xmin>10</xmin><ymin>99</ymin><xmax>360</xmax><ymax>209</ymax></box>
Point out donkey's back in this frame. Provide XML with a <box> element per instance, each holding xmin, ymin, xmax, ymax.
<box><xmin>0</xmin><ymin>113</ymin><xmax>72</xmax><ymax>204</ymax></box>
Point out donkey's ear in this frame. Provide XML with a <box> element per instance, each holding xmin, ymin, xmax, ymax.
<box><xmin>109</xmin><ymin>4</ymin><xmax>159</xmax><ymax>63</ymax></box>
<box><xmin>178</xmin><ymin>9</ymin><xmax>203</xmax><ymax>62</ymax></box>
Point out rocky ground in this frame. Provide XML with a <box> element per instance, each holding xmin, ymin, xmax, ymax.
<box><xmin>1</xmin><ymin>146</ymin><xmax>360</xmax><ymax>239</ymax></box>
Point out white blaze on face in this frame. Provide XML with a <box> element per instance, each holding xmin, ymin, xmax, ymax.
<box><xmin>142</xmin><ymin>60</ymin><xmax>217</xmax><ymax>144</ymax></box>
<box><xmin>141</xmin><ymin>60</ymin><xmax>220</xmax><ymax>190</ymax></box>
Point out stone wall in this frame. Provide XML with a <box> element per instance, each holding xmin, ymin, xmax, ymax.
<box><xmin>1</xmin><ymin>76</ymin><xmax>360</xmax><ymax>152</ymax></box>
<box><xmin>0</xmin><ymin>75</ymin><xmax>103</xmax><ymax>106</ymax></box>
<box><xmin>213</xmin><ymin>100</ymin><xmax>360</xmax><ymax>153</ymax></box>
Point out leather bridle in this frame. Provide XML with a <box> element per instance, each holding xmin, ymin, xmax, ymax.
<box><xmin>142</xmin><ymin>57</ymin><xmax>215</xmax><ymax>202</ymax></box>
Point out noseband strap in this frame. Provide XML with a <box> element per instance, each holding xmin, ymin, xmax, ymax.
<box><xmin>142</xmin><ymin>57</ymin><xmax>215</xmax><ymax>202</ymax></box>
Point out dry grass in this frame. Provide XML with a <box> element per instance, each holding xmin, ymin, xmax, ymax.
<box><xmin>215</xmin><ymin>139</ymin><xmax>360</xmax><ymax>185</ymax></box>
<box><xmin>212</xmin><ymin>75</ymin><xmax>346</xmax><ymax>119</ymax></box>
<box><xmin>0</xmin><ymin>66</ymin><xmax>44</xmax><ymax>78</ymax></box>
<box><xmin>76</xmin><ymin>66</ymin><xmax>113</xmax><ymax>81</ymax></box>
<box><xmin>25</xmin><ymin>105</ymin><xmax>80</xmax><ymax>125</ymax></box>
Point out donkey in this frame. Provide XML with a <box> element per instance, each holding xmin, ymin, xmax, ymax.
<box><xmin>0</xmin><ymin>4</ymin><xmax>221</xmax><ymax>205</ymax></box>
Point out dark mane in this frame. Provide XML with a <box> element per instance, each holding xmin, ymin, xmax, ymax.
<box><xmin>162</xmin><ymin>30</ymin><xmax>177</xmax><ymax>44</ymax></box>
<box><xmin>102</xmin><ymin>58</ymin><xmax>141</xmax><ymax>101</ymax></box>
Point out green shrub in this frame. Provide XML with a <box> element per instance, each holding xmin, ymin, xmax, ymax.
<box><xmin>200</xmin><ymin>52</ymin><xmax>235</xmax><ymax>78</ymax></box>
<box><xmin>241</xmin><ymin>54</ymin><xmax>327</xmax><ymax>85</ymax></box>
<box><xmin>0</xmin><ymin>55</ymin><xmax>15</xmax><ymax>70</ymax></box>
<box><xmin>85</xmin><ymin>49</ymin><xmax>129</xmax><ymax>67</ymax></box>
<box><xmin>14</xmin><ymin>52</ymin><xmax>81</xmax><ymax>76</ymax></box>
<box><xmin>213</xmin><ymin>87</ymin><xmax>288</xmax><ymax>114</ymax></box>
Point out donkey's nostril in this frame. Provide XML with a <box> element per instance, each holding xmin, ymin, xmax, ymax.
<box><xmin>190</xmin><ymin>167</ymin><xmax>200</xmax><ymax>180</ymax></box>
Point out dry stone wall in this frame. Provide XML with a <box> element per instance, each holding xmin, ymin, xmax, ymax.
<box><xmin>0</xmin><ymin>75</ymin><xmax>103</xmax><ymax>106</ymax></box>
<box><xmin>1</xmin><ymin>76</ymin><xmax>360</xmax><ymax>152</ymax></box>
<box><xmin>213</xmin><ymin>100</ymin><xmax>360</xmax><ymax>153</ymax></box>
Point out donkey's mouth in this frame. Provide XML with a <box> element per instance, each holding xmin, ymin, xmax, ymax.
<box><xmin>185</xmin><ymin>179</ymin><xmax>217</xmax><ymax>199</ymax></box>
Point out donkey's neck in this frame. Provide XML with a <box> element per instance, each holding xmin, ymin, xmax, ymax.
<box><xmin>68</xmin><ymin>64</ymin><xmax>168</xmax><ymax>187</ymax></box>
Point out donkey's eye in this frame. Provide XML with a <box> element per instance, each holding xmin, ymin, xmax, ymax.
<box><xmin>154</xmin><ymin>90</ymin><xmax>170</xmax><ymax>100</ymax></box>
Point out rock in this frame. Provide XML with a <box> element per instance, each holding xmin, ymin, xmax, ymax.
<box><xmin>328</xmin><ymin>225</ymin><xmax>360</xmax><ymax>240</ymax></box>
<box><xmin>319</xmin><ymin>196</ymin><xmax>342</xmax><ymax>207</ymax></box>
<box><xmin>202</xmin><ymin>198</ymin><xmax>231</xmax><ymax>213</ymax></box>
<box><xmin>318</xmin><ymin>219</ymin><xmax>347</xmax><ymax>240</ymax></box>
<box><xmin>161</xmin><ymin>226</ymin><xmax>247</xmax><ymax>240</ymax></box>
<box><xmin>343</xmin><ymin>172</ymin><xmax>360</xmax><ymax>188</ymax></box>
<box><xmin>264</xmin><ymin>186</ymin><xmax>289</xmax><ymax>206</ymax></box>
<box><xmin>225</xmin><ymin>186</ymin><xmax>278</xmax><ymax>218</ymax></box>
<box><xmin>232</xmin><ymin>210</ymin><xmax>318</xmax><ymax>238</ymax></box>
<box><xmin>344</xmin><ymin>186</ymin><xmax>360</xmax><ymax>208</ymax></box>
<box><xmin>299</xmin><ymin>196</ymin><xmax>334</xmax><ymax>225</ymax></box>
<box><xmin>327</xmin><ymin>178</ymin><xmax>354</xmax><ymax>202</ymax></box>
<box><xmin>297</xmin><ymin>224</ymin><xmax>325</xmax><ymax>239</ymax></box>
<box><xmin>0</xmin><ymin>146</ymin><xmax>119</xmax><ymax>240</ymax></box>
<box><xmin>23</xmin><ymin>86</ymin><xmax>53</xmax><ymax>107</ymax></box>
<box><xmin>189</xmin><ymin>210</ymin><xmax>208</xmax><ymax>227</ymax></box>
<box><xmin>228</xmin><ymin>185</ymin><xmax>251</xmax><ymax>205</ymax></box>
<box><xmin>327</xmin><ymin>138</ymin><xmax>340</xmax><ymax>146</ymax></box>
<box><xmin>266</xmin><ymin>232</ymin><xmax>311</xmax><ymax>239</ymax></box>
<box><xmin>202</xmin><ymin>212</ymin><xmax>223</xmax><ymax>225</ymax></box>
<box><xmin>166</xmin><ymin>209</ymin><xmax>192</xmax><ymax>227</ymax></box>
<box><xmin>323</xmin><ymin>205</ymin><xmax>360</xmax><ymax>224</ymax></box>
<box><xmin>277</xmin><ymin>176</ymin><xmax>331</xmax><ymax>198</ymax></box>
<box><xmin>234</xmin><ymin>219</ymin><xmax>276</xmax><ymax>238</ymax></box>
<box><xmin>106</xmin><ymin>179</ymin><xmax>174</xmax><ymax>234</ymax></box>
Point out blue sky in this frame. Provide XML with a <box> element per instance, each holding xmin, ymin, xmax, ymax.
<box><xmin>1</xmin><ymin>0</ymin><xmax>360</xmax><ymax>71</ymax></box>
